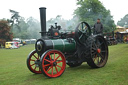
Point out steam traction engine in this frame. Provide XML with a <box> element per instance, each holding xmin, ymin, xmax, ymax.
<box><xmin>27</xmin><ymin>7</ymin><xmax>108</xmax><ymax>78</ymax></box>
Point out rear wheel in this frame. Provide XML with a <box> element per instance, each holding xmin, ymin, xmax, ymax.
<box><xmin>27</xmin><ymin>50</ymin><xmax>42</xmax><ymax>74</ymax></box>
<box><xmin>40</xmin><ymin>50</ymin><xmax>66</xmax><ymax>78</ymax></box>
<box><xmin>87</xmin><ymin>36</ymin><xmax>108</xmax><ymax>68</ymax></box>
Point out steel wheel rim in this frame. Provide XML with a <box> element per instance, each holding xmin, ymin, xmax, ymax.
<box><xmin>42</xmin><ymin>50</ymin><xmax>66</xmax><ymax>77</ymax></box>
<box><xmin>91</xmin><ymin>36</ymin><xmax>108</xmax><ymax>67</ymax></box>
<box><xmin>75</xmin><ymin>22</ymin><xmax>91</xmax><ymax>45</ymax></box>
<box><xmin>28</xmin><ymin>50</ymin><xmax>42</xmax><ymax>73</ymax></box>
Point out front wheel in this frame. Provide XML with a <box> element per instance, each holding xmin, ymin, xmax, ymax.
<box><xmin>27</xmin><ymin>50</ymin><xmax>42</xmax><ymax>74</ymax></box>
<box><xmin>40</xmin><ymin>50</ymin><xmax>66</xmax><ymax>78</ymax></box>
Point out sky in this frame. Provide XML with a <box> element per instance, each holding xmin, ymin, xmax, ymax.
<box><xmin>0</xmin><ymin>0</ymin><xmax>128</xmax><ymax>24</ymax></box>
<box><xmin>0</xmin><ymin>0</ymin><xmax>77</xmax><ymax>21</ymax></box>
<box><xmin>99</xmin><ymin>0</ymin><xmax>128</xmax><ymax>24</ymax></box>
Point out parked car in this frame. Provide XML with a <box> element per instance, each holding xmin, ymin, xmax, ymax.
<box><xmin>5</xmin><ymin>42</ymin><xmax>19</xmax><ymax>49</ymax></box>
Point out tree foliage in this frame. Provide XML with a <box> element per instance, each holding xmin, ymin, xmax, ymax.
<box><xmin>47</xmin><ymin>15</ymin><xmax>79</xmax><ymax>31</ymax></box>
<box><xmin>0</xmin><ymin>20</ymin><xmax>13</xmax><ymax>46</ymax></box>
<box><xmin>74</xmin><ymin>0</ymin><xmax>116</xmax><ymax>33</ymax></box>
<box><xmin>8</xmin><ymin>10</ymin><xmax>41</xmax><ymax>39</ymax></box>
<box><xmin>26</xmin><ymin>17</ymin><xmax>41</xmax><ymax>39</ymax></box>
<box><xmin>117</xmin><ymin>14</ymin><xmax>128</xmax><ymax>27</ymax></box>
<box><xmin>12</xmin><ymin>17</ymin><xmax>29</xmax><ymax>39</ymax></box>
<box><xmin>11</xmin><ymin>17</ymin><xmax>41</xmax><ymax>39</ymax></box>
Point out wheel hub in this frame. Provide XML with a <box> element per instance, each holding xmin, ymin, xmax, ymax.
<box><xmin>50</xmin><ymin>61</ymin><xmax>57</xmax><ymax>66</ymax></box>
<box><xmin>53</xmin><ymin>62</ymin><xmax>57</xmax><ymax>66</ymax></box>
<box><xmin>35</xmin><ymin>60</ymin><xmax>40</xmax><ymax>67</ymax></box>
<box><xmin>97</xmin><ymin>48</ymin><xmax>101</xmax><ymax>53</ymax></box>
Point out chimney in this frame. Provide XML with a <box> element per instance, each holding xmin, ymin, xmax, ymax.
<box><xmin>39</xmin><ymin>7</ymin><xmax>47</xmax><ymax>39</ymax></box>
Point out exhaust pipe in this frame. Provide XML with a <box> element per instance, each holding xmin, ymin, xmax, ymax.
<box><xmin>39</xmin><ymin>7</ymin><xmax>47</xmax><ymax>39</ymax></box>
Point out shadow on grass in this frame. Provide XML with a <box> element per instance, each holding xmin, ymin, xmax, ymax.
<box><xmin>26</xmin><ymin>63</ymin><xmax>106</xmax><ymax>81</ymax></box>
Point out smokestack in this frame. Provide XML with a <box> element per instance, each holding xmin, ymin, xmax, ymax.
<box><xmin>39</xmin><ymin>7</ymin><xmax>47</xmax><ymax>39</ymax></box>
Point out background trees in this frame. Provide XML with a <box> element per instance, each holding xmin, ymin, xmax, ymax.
<box><xmin>0</xmin><ymin>20</ymin><xmax>13</xmax><ymax>47</ymax></box>
<box><xmin>0</xmin><ymin>0</ymin><xmax>117</xmax><ymax>42</ymax></box>
<box><xmin>47</xmin><ymin>15</ymin><xmax>79</xmax><ymax>31</ymax></box>
<box><xmin>117</xmin><ymin>14</ymin><xmax>128</xmax><ymax>27</ymax></box>
<box><xmin>11</xmin><ymin>17</ymin><xmax>41</xmax><ymax>39</ymax></box>
<box><xmin>74</xmin><ymin>0</ymin><xmax>116</xmax><ymax>33</ymax></box>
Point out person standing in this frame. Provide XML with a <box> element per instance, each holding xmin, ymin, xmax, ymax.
<box><xmin>93</xmin><ymin>18</ymin><xmax>104</xmax><ymax>35</ymax></box>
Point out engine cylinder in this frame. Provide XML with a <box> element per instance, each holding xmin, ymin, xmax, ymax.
<box><xmin>35</xmin><ymin>38</ymin><xmax>76</xmax><ymax>55</ymax></box>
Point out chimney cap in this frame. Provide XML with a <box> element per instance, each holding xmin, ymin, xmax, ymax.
<box><xmin>39</xmin><ymin>7</ymin><xmax>46</xmax><ymax>9</ymax></box>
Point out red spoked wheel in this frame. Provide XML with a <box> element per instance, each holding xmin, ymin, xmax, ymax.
<box><xmin>40</xmin><ymin>50</ymin><xmax>66</xmax><ymax>78</ymax></box>
<box><xmin>27</xmin><ymin>50</ymin><xmax>42</xmax><ymax>74</ymax></box>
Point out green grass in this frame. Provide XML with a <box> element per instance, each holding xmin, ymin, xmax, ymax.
<box><xmin>0</xmin><ymin>44</ymin><xmax>128</xmax><ymax>85</ymax></box>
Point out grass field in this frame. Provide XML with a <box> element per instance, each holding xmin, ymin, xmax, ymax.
<box><xmin>0</xmin><ymin>44</ymin><xmax>128</xmax><ymax>85</ymax></box>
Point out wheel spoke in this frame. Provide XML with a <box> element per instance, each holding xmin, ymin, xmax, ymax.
<box><xmin>54</xmin><ymin>53</ymin><xmax>55</xmax><ymax>61</ymax></box>
<box><xmin>94</xmin><ymin>42</ymin><xmax>98</xmax><ymax>49</ymax></box>
<box><xmin>44</xmin><ymin>59</ymin><xmax>51</xmax><ymax>63</ymax></box>
<box><xmin>101</xmin><ymin>51</ymin><xmax>106</xmax><ymax>53</ymax></box>
<box><xmin>34</xmin><ymin>66</ymin><xmax>36</xmax><ymax>70</ymax></box>
<box><xmin>51</xmin><ymin>66</ymin><xmax>53</xmax><ymax>75</ymax></box>
<box><xmin>30</xmin><ymin>63</ymin><xmax>35</xmax><ymax>66</ymax></box>
<box><xmin>99</xmin><ymin>53</ymin><xmax>104</xmax><ymax>61</ymax></box>
<box><xmin>97</xmin><ymin>57</ymin><xmax>99</xmax><ymax>64</ymax></box>
<box><xmin>92</xmin><ymin>47</ymin><xmax>97</xmax><ymax>51</ymax></box>
<box><xmin>56</xmin><ymin>65</ymin><xmax>62</xmax><ymax>69</ymax></box>
<box><xmin>55</xmin><ymin>66</ymin><xmax>58</xmax><ymax>73</ymax></box>
<box><xmin>48</xmin><ymin>54</ymin><xmax>52</xmax><ymax>61</ymax></box>
<box><xmin>38</xmin><ymin>55</ymin><xmax>40</xmax><ymax>59</ymax></box>
<box><xmin>92</xmin><ymin>52</ymin><xmax>96</xmax><ymax>57</ymax></box>
<box><xmin>93</xmin><ymin>58</ymin><xmax>96</xmax><ymax>62</ymax></box>
<box><xmin>93</xmin><ymin>55</ymin><xmax>97</xmax><ymax>62</ymax></box>
<box><xmin>47</xmin><ymin>66</ymin><xmax>52</xmax><ymax>72</ymax></box>
<box><xmin>55</xmin><ymin>55</ymin><xmax>61</xmax><ymax>61</ymax></box>
<box><xmin>43</xmin><ymin>64</ymin><xmax>51</xmax><ymax>67</ymax></box>
<box><xmin>30</xmin><ymin>59</ymin><xmax>35</xmax><ymax>61</ymax></box>
<box><xmin>96</xmin><ymin>39</ymin><xmax>101</xmax><ymax>48</ymax></box>
<box><xmin>82</xmin><ymin>23</ymin><xmax>84</xmax><ymax>30</ymax></box>
<box><xmin>99</xmin><ymin>42</ymin><xmax>104</xmax><ymax>46</ymax></box>
<box><xmin>96</xmin><ymin>39</ymin><xmax>100</xmax><ymax>45</ymax></box>
<box><xmin>57</xmin><ymin>60</ymin><xmax>62</xmax><ymax>64</ymax></box>
<box><xmin>79</xmin><ymin>34</ymin><xmax>83</xmax><ymax>40</ymax></box>
<box><xmin>33</xmin><ymin>54</ymin><xmax>38</xmax><ymax>59</ymax></box>
<box><xmin>39</xmin><ymin>68</ymin><xmax>41</xmax><ymax>71</ymax></box>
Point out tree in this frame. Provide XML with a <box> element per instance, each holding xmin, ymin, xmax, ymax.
<box><xmin>74</xmin><ymin>0</ymin><xmax>115</xmax><ymax>33</ymax></box>
<box><xmin>9</xmin><ymin>9</ymin><xmax>21</xmax><ymax>32</ymax></box>
<box><xmin>12</xmin><ymin>17</ymin><xmax>29</xmax><ymax>39</ymax></box>
<box><xmin>47</xmin><ymin>15</ymin><xmax>66</xmax><ymax>30</ymax></box>
<box><xmin>47</xmin><ymin>15</ymin><xmax>79</xmax><ymax>31</ymax></box>
<box><xmin>0</xmin><ymin>20</ymin><xmax>13</xmax><ymax>47</ymax></box>
<box><xmin>117</xmin><ymin>14</ymin><xmax>128</xmax><ymax>27</ymax></box>
<box><xmin>10</xmin><ymin>16</ymin><xmax>41</xmax><ymax>39</ymax></box>
<box><xmin>26</xmin><ymin>17</ymin><xmax>41</xmax><ymax>39</ymax></box>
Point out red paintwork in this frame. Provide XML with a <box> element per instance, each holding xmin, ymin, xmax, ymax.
<box><xmin>41</xmin><ymin>50</ymin><xmax>66</xmax><ymax>77</ymax></box>
<box><xmin>28</xmin><ymin>51</ymin><xmax>42</xmax><ymax>74</ymax></box>
<box><xmin>97</xmin><ymin>49</ymin><xmax>101</xmax><ymax>53</ymax></box>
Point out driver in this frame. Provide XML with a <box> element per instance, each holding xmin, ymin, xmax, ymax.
<box><xmin>93</xmin><ymin>18</ymin><xmax>103</xmax><ymax>35</ymax></box>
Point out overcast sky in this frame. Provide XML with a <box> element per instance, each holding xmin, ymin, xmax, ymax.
<box><xmin>0</xmin><ymin>0</ymin><xmax>128</xmax><ymax>24</ymax></box>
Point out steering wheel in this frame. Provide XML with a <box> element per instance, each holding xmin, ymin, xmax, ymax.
<box><xmin>75</xmin><ymin>22</ymin><xmax>91</xmax><ymax>45</ymax></box>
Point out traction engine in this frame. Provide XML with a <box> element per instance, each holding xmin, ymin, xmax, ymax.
<box><xmin>27</xmin><ymin>7</ymin><xmax>108</xmax><ymax>78</ymax></box>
